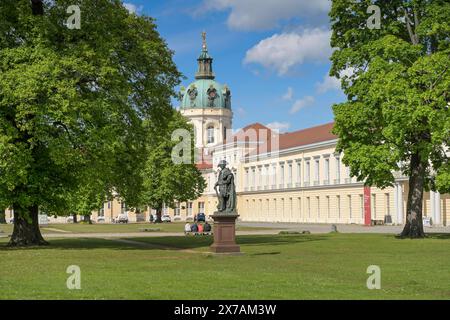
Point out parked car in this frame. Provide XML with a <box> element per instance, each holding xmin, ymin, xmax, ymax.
<box><xmin>196</xmin><ymin>213</ymin><xmax>206</xmax><ymax>222</ymax></box>
<box><xmin>97</xmin><ymin>216</ymin><xmax>105</xmax><ymax>223</ymax></box>
<box><xmin>161</xmin><ymin>214</ymin><xmax>172</xmax><ymax>223</ymax></box>
<box><xmin>66</xmin><ymin>216</ymin><xmax>74</xmax><ymax>223</ymax></box>
<box><xmin>114</xmin><ymin>214</ymin><xmax>128</xmax><ymax>223</ymax></box>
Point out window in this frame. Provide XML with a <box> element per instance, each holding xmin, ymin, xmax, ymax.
<box><xmin>307</xmin><ymin>197</ymin><xmax>311</xmax><ymax>218</ymax></box>
<box><xmin>245</xmin><ymin>168</ymin><xmax>249</xmax><ymax>189</ymax></box>
<box><xmin>265</xmin><ymin>165</ymin><xmax>270</xmax><ymax>188</ymax></box>
<box><xmin>324</xmin><ymin>158</ymin><xmax>330</xmax><ymax>182</ymax></box>
<box><xmin>337</xmin><ymin>196</ymin><xmax>341</xmax><ymax>219</ymax></box>
<box><xmin>314</xmin><ymin>159</ymin><xmax>320</xmax><ymax>182</ymax></box>
<box><xmin>360</xmin><ymin>195</ymin><xmax>364</xmax><ymax>220</ymax></box>
<box><xmin>252</xmin><ymin>167</ymin><xmax>256</xmax><ymax>189</ymax></box>
<box><xmin>280</xmin><ymin>164</ymin><xmax>285</xmax><ymax>187</ymax></box>
<box><xmin>272</xmin><ymin>164</ymin><xmax>277</xmax><ymax>187</ymax></box>
<box><xmin>305</xmin><ymin>161</ymin><xmax>310</xmax><ymax>184</ymax></box>
<box><xmin>207</xmin><ymin>125</ymin><xmax>214</xmax><ymax>144</ymax></box>
<box><xmin>187</xmin><ymin>202</ymin><xmax>193</xmax><ymax>216</ymax></box>
<box><xmin>175</xmin><ymin>202</ymin><xmax>181</xmax><ymax>216</ymax></box>
<box><xmin>288</xmin><ymin>163</ymin><xmax>292</xmax><ymax>186</ymax></box>
<box><xmin>385</xmin><ymin>193</ymin><xmax>390</xmax><ymax>216</ymax></box>
<box><xmin>99</xmin><ymin>206</ymin><xmax>104</xmax><ymax>217</ymax></box>
<box><xmin>335</xmin><ymin>157</ymin><xmax>341</xmax><ymax>182</ymax></box>
<box><xmin>107</xmin><ymin>201</ymin><xmax>111</xmax><ymax>209</ymax></box>
<box><xmin>296</xmin><ymin>161</ymin><xmax>301</xmax><ymax>184</ymax></box>
<box><xmin>316</xmin><ymin>196</ymin><xmax>320</xmax><ymax>219</ymax></box>
<box><xmin>348</xmin><ymin>195</ymin><xmax>352</xmax><ymax>219</ymax></box>
<box><xmin>371</xmin><ymin>194</ymin><xmax>376</xmax><ymax>220</ymax></box>
<box><xmin>121</xmin><ymin>202</ymin><xmax>127</xmax><ymax>215</ymax></box>
<box><xmin>198</xmin><ymin>202</ymin><xmax>205</xmax><ymax>214</ymax></box>
<box><xmin>258</xmin><ymin>166</ymin><xmax>262</xmax><ymax>188</ymax></box>
<box><xmin>326</xmin><ymin>196</ymin><xmax>330</xmax><ymax>219</ymax></box>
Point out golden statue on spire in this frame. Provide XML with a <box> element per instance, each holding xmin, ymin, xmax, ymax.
<box><xmin>202</xmin><ymin>31</ymin><xmax>207</xmax><ymax>51</ymax></box>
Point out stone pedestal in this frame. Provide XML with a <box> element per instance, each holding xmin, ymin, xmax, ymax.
<box><xmin>209</xmin><ymin>213</ymin><xmax>240</xmax><ymax>253</ymax></box>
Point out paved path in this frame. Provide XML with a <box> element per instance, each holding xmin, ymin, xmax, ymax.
<box><xmin>0</xmin><ymin>229</ymin><xmax>282</xmax><ymax>239</ymax></box>
<box><xmin>237</xmin><ymin>222</ymin><xmax>450</xmax><ymax>234</ymax></box>
<box><xmin>2</xmin><ymin>222</ymin><xmax>449</xmax><ymax>240</ymax></box>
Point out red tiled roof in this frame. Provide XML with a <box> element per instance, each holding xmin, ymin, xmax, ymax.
<box><xmin>226</xmin><ymin>123</ymin><xmax>272</xmax><ymax>143</ymax></box>
<box><xmin>278</xmin><ymin>122</ymin><xmax>336</xmax><ymax>150</ymax></box>
<box><xmin>245</xmin><ymin>122</ymin><xmax>336</xmax><ymax>158</ymax></box>
<box><xmin>196</xmin><ymin>162</ymin><xmax>213</xmax><ymax>170</ymax></box>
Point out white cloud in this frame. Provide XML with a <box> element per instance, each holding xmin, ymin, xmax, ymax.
<box><xmin>236</xmin><ymin>107</ymin><xmax>246</xmax><ymax>117</ymax></box>
<box><xmin>290</xmin><ymin>96</ymin><xmax>315</xmax><ymax>114</ymax></box>
<box><xmin>282</xmin><ymin>87</ymin><xmax>294</xmax><ymax>101</ymax></box>
<box><xmin>198</xmin><ymin>0</ymin><xmax>329</xmax><ymax>31</ymax></box>
<box><xmin>316</xmin><ymin>75</ymin><xmax>341</xmax><ymax>94</ymax></box>
<box><xmin>316</xmin><ymin>68</ymin><xmax>355</xmax><ymax>94</ymax></box>
<box><xmin>266</xmin><ymin>121</ymin><xmax>291</xmax><ymax>133</ymax></box>
<box><xmin>244</xmin><ymin>28</ymin><xmax>332</xmax><ymax>75</ymax></box>
<box><xmin>123</xmin><ymin>3</ymin><xmax>142</xmax><ymax>14</ymax></box>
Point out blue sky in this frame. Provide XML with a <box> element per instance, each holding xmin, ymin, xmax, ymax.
<box><xmin>123</xmin><ymin>0</ymin><xmax>346</xmax><ymax>132</ymax></box>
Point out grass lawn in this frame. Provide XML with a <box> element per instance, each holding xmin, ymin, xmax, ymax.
<box><xmin>0</xmin><ymin>222</ymin><xmax>273</xmax><ymax>235</ymax></box>
<box><xmin>1</xmin><ymin>233</ymin><xmax>450</xmax><ymax>299</ymax></box>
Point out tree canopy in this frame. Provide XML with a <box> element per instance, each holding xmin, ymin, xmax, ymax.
<box><xmin>330</xmin><ymin>0</ymin><xmax>449</xmax><ymax>237</ymax></box>
<box><xmin>140</xmin><ymin>110</ymin><xmax>206</xmax><ymax>221</ymax></box>
<box><xmin>0</xmin><ymin>0</ymin><xmax>181</xmax><ymax>245</ymax></box>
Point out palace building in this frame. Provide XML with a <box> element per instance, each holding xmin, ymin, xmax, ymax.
<box><xmin>4</xmin><ymin>34</ymin><xmax>448</xmax><ymax>226</ymax></box>
<box><xmin>173</xmin><ymin>34</ymin><xmax>449</xmax><ymax>227</ymax></box>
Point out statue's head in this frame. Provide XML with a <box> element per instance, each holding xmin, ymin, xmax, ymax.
<box><xmin>218</xmin><ymin>160</ymin><xmax>227</xmax><ymax>170</ymax></box>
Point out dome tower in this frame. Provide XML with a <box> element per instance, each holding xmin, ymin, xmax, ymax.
<box><xmin>179</xmin><ymin>32</ymin><xmax>233</xmax><ymax>152</ymax></box>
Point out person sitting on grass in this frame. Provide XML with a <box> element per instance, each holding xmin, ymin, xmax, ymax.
<box><xmin>184</xmin><ymin>222</ymin><xmax>191</xmax><ymax>235</ymax></box>
<box><xmin>198</xmin><ymin>223</ymin><xmax>204</xmax><ymax>234</ymax></box>
<box><xmin>204</xmin><ymin>222</ymin><xmax>211</xmax><ymax>233</ymax></box>
<box><xmin>191</xmin><ymin>222</ymin><xmax>198</xmax><ymax>234</ymax></box>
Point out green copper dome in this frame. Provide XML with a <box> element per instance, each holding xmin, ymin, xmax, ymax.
<box><xmin>180</xmin><ymin>79</ymin><xmax>231</xmax><ymax>109</ymax></box>
<box><xmin>179</xmin><ymin>32</ymin><xmax>231</xmax><ymax>110</ymax></box>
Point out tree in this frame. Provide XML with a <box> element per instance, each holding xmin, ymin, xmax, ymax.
<box><xmin>0</xmin><ymin>0</ymin><xmax>181</xmax><ymax>245</ymax></box>
<box><xmin>0</xmin><ymin>209</ymin><xmax>5</xmax><ymax>224</ymax></box>
<box><xmin>140</xmin><ymin>110</ymin><xmax>206</xmax><ymax>222</ymax></box>
<box><xmin>330</xmin><ymin>0</ymin><xmax>449</xmax><ymax>238</ymax></box>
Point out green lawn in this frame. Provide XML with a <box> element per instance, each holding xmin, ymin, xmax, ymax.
<box><xmin>1</xmin><ymin>233</ymin><xmax>450</xmax><ymax>299</ymax></box>
<box><xmin>0</xmin><ymin>222</ymin><xmax>272</xmax><ymax>235</ymax></box>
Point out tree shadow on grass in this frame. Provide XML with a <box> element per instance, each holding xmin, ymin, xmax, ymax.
<box><xmin>425</xmin><ymin>233</ymin><xmax>450</xmax><ymax>240</ymax></box>
<box><xmin>0</xmin><ymin>234</ymin><xmax>329</xmax><ymax>251</ymax></box>
<box><xmin>237</xmin><ymin>234</ymin><xmax>329</xmax><ymax>246</ymax></box>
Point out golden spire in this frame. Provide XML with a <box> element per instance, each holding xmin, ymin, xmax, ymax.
<box><xmin>202</xmin><ymin>31</ymin><xmax>207</xmax><ymax>51</ymax></box>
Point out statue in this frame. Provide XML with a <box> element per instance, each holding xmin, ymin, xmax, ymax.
<box><xmin>210</xmin><ymin>160</ymin><xmax>240</xmax><ymax>253</ymax></box>
<box><xmin>214</xmin><ymin>160</ymin><xmax>236</xmax><ymax>213</ymax></box>
<box><xmin>207</xmin><ymin>85</ymin><xmax>217</xmax><ymax>108</ymax></box>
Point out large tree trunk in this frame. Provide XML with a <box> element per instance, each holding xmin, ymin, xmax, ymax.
<box><xmin>155</xmin><ymin>207</ymin><xmax>162</xmax><ymax>223</ymax></box>
<box><xmin>0</xmin><ymin>209</ymin><xmax>6</xmax><ymax>224</ymax></box>
<box><xmin>8</xmin><ymin>204</ymin><xmax>48</xmax><ymax>246</ymax></box>
<box><xmin>400</xmin><ymin>152</ymin><xmax>426</xmax><ymax>238</ymax></box>
<box><xmin>84</xmin><ymin>214</ymin><xmax>92</xmax><ymax>224</ymax></box>
<box><xmin>72</xmin><ymin>213</ymin><xmax>77</xmax><ymax>223</ymax></box>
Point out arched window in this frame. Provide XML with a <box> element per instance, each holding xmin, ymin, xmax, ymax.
<box><xmin>207</xmin><ymin>125</ymin><xmax>214</xmax><ymax>144</ymax></box>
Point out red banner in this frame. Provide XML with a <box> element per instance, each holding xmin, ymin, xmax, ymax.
<box><xmin>364</xmin><ymin>186</ymin><xmax>371</xmax><ymax>226</ymax></box>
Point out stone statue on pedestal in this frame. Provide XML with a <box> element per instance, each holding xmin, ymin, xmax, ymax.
<box><xmin>214</xmin><ymin>160</ymin><xmax>236</xmax><ymax>213</ymax></box>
